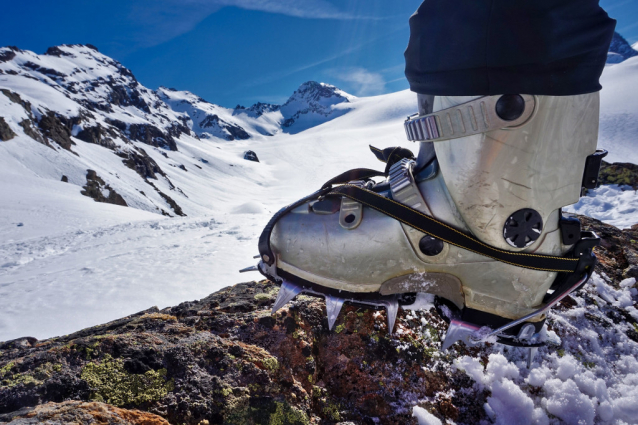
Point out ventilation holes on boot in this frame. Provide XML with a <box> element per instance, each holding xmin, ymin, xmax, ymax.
<box><xmin>419</xmin><ymin>235</ymin><xmax>444</xmax><ymax>256</ymax></box>
<box><xmin>495</xmin><ymin>94</ymin><xmax>525</xmax><ymax>121</ymax></box>
<box><xmin>503</xmin><ymin>208</ymin><xmax>543</xmax><ymax>248</ymax></box>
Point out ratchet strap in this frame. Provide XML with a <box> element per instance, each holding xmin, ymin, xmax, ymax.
<box><xmin>328</xmin><ymin>184</ymin><xmax>581</xmax><ymax>273</ymax></box>
<box><xmin>259</xmin><ymin>146</ymin><xmax>596</xmax><ymax>274</ymax></box>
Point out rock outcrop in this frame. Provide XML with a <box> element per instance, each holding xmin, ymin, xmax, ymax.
<box><xmin>0</xmin><ymin>217</ymin><xmax>636</xmax><ymax>424</ymax></box>
<box><xmin>0</xmin><ymin>117</ymin><xmax>15</xmax><ymax>141</ymax></box>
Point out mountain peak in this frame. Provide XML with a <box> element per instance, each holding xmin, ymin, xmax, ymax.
<box><xmin>608</xmin><ymin>32</ymin><xmax>638</xmax><ymax>64</ymax></box>
<box><xmin>279</xmin><ymin>81</ymin><xmax>354</xmax><ymax>132</ymax></box>
<box><xmin>284</xmin><ymin>81</ymin><xmax>355</xmax><ymax>106</ymax></box>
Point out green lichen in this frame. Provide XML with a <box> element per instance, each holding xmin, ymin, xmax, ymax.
<box><xmin>1</xmin><ymin>362</ymin><xmax>60</xmax><ymax>389</ymax></box>
<box><xmin>322</xmin><ymin>404</ymin><xmax>341</xmax><ymax>422</ymax></box>
<box><xmin>84</xmin><ymin>341</ymin><xmax>101</xmax><ymax>359</ymax></box>
<box><xmin>80</xmin><ymin>354</ymin><xmax>174</xmax><ymax>407</ymax></box>
<box><xmin>254</xmin><ymin>293</ymin><xmax>272</xmax><ymax>301</ymax></box>
<box><xmin>334</xmin><ymin>324</ymin><xmax>345</xmax><ymax>334</ymax></box>
<box><xmin>269</xmin><ymin>402</ymin><xmax>309</xmax><ymax>425</ymax></box>
<box><xmin>557</xmin><ymin>349</ymin><xmax>565</xmax><ymax>357</ymax></box>
<box><xmin>0</xmin><ymin>361</ymin><xmax>15</xmax><ymax>378</ymax></box>
<box><xmin>307</xmin><ymin>374</ymin><xmax>314</xmax><ymax>383</ymax></box>
<box><xmin>226</xmin><ymin>400</ymin><xmax>309</xmax><ymax>425</ymax></box>
<box><xmin>262</xmin><ymin>356</ymin><xmax>279</xmax><ymax>371</ymax></box>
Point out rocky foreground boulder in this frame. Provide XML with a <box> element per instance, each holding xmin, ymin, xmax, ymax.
<box><xmin>1</xmin><ymin>216</ymin><xmax>637</xmax><ymax>425</ymax></box>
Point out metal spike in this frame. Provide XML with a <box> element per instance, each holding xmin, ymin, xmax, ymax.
<box><xmin>239</xmin><ymin>265</ymin><xmax>259</xmax><ymax>273</ymax></box>
<box><xmin>325</xmin><ymin>294</ymin><xmax>345</xmax><ymax>330</ymax></box>
<box><xmin>271</xmin><ymin>280</ymin><xmax>303</xmax><ymax>314</ymax></box>
<box><xmin>441</xmin><ymin>319</ymin><xmax>481</xmax><ymax>351</ymax></box>
<box><xmin>527</xmin><ymin>347</ymin><xmax>538</xmax><ymax>369</ymax></box>
<box><xmin>385</xmin><ymin>300</ymin><xmax>399</xmax><ymax>334</ymax></box>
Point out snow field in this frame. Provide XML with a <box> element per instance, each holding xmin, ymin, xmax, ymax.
<box><xmin>566</xmin><ymin>185</ymin><xmax>638</xmax><ymax>230</ymax></box>
<box><xmin>0</xmin><ymin>88</ymin><xmax>416</xmax><ymax>341</ymax></box>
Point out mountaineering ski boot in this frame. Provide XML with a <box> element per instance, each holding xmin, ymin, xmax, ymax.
<box><xmin>246</xmin><ymin>92</ymin><xmax>605</xmax><ymax>354</ymax></box>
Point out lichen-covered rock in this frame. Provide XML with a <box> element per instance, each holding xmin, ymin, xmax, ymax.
<box><xmin>0</xmin><ymin>400</ymin><xmax>169</xmax><ymax>424</ymax></box>
<box><xmin>598</xmin><ymin>160</ymin><xmax>638</xmax><ymax>189</ymax></box>
<box><xmin>0</xmin><ymin>218</ymin><xmax>636</xmax><ymax>424</ymax></box>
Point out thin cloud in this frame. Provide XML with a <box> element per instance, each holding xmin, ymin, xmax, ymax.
<box><xmin>618</xmin><ymin>21</ymin><xmax>638</xmax><ymax>33</ymax></box>
<box><xmin>127</xmin><ymin>0</ymin><xmax>369</xmax><ymax>49</ymax></box>
<box><xmin>232</xmin><ymin>23</ymin><xmax>407</xmax><ymax>93</ymax></box>
<box><xmin>326</xmin><ymin>67</ymin><xmax>386</xmax><ymax>96</ymax></box>
<box><xmin>602</xmin><ymin>0</ymin><xmax>635</xmax><ymax>12</ymax></box>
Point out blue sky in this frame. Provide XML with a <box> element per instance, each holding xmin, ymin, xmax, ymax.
<box><xmin>2</xmin><ymin>0</ymin><xmax>637</xmax><ymax>108</ymax></box>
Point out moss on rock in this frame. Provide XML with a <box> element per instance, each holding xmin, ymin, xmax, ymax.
<box><xmin>80</xmin><ymin>354</ymin><xmax>174</xmax><ymax>407</ymax></box>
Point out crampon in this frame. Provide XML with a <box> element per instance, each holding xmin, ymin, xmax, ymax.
<box><xmin>241</xmin><ymin>93</ymin><xmax>606</xmax><ymax>367</ymax></box>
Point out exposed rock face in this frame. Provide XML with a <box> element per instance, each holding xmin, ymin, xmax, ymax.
<box><xmin>36</xmin><ymin>112</ymin><xmax>75</xmax><ymax>151</ymax></box>
<box><xmin>598</xmin><ymin>160</ymin><xmax>638</xmax><ymax>189</ymax></box>
<box><xmin>199</xmin><ymin>114</ymin><xmax>250</xmax><ymax>141</ymax></box>
<box><xmin>118</xmin><ymin>149</ymin><xmax>165</xmax><ymax>180</ymax></box>
<box><xmin>1</xmin><ymin>217</ymin><xmax>636</xmax><ymax>424</ymax></box>
<box><xmin>243</xmin><ymin>102</ymin><xmax>280</xmax><ymax>117</ymax></box>
<box><xmin>280</xmin><ymin>81</ymin><xmax>354</xmax><ymax>130</ymax></box>
<box><xmin>0</xmin><ymin>117</ymin><xmax>15</xmax><ymax>141</ymax></box>
<box><xmin>81</xmin><ymin>170</ymin><xmax>128</xmax><ymax>207</ymax></box>
<box><xmin>76</xmin><ymin>125</ymin><xmax>118</xmax><ymax>149</ymax></box>
<box><xmin>580</xmin><ymin>215</ymin><xmax>638</xmax><ymax>281</ymax></box>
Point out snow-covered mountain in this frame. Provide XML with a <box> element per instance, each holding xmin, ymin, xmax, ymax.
<box><xmin>2</xmin><ymin>38</ymin><xmax>638</xmax><ymax>425</ymax></box>
<box><xmin>0</xmin><ymin>44</ymin><xmax>355</xmax><ymax>219</ymax></box>
<box><xmin>279</xmin><ymin>81</ymin><xmax>354</xmax><ymax>132</ymax></box>
<box><xmin>607</xmin><ymin>32</ymin><xmax>638</xmax><ymax>64</ymax></box>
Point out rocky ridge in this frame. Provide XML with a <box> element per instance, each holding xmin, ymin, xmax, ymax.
<box><xmin>607</xmin><ymin>32</ymin><xmax>638</xmax><ymax>64</ymax></box>
<box><xmin>0</xmin><ymin>216</ymin><xmax>637</xmax><ymax>425</ymax></box>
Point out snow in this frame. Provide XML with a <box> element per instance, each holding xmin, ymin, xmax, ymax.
<box><xmin>412</xmin><ymin>406</ymin><xmax>443</xmax><ymax>425</ymax></box>
<box><xmin>1</xmin><ymin>43</ymin><xmax>638</xmax><ymax>423</ymax></box>
<box><xmin>565</xmin><ymin>184</ymin><xmax>638</xmax><ymax>229</ymax></box>
<box><xmin>0</xmin><ymin>56</ymin><xmax>415</xmax><ymax>340</ymax></box>
<box><xmin>599</xmin><ymin>56</ymin><xmax>638</xmax><ymax>164</ymax></box>
<box><xmin>447</xmin><ymin>272</ymin><xmax>638</xmax><ymax>425</ymax></box>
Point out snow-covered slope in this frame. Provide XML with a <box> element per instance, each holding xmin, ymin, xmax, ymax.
<box><xmin>1</xmin><ymin>40</ymin><xmax>638</xmax><ymax>341</ymax></box>
<box><xmin>1</xmin><ymin>40</ymin><xmax>638</xmax><ymax>425</ymax></box>
<box><xmin>599</xmin><ymin>56</ymin><xmax>638</xmax><ymax>164</ymax></box>
<box><xmin>0</xmin><ymin>42</ymin><xmax>412</xmax><ymax>340</ymax></box>
<box><xmin>0</xmin><ymin>45</ymin><xmax>356</xmax><ymax>222</ymax></box>
<box><xmin>157</xmin><ymin>87</ymin><xmax>280</xmax><ymax>139</ymax></box>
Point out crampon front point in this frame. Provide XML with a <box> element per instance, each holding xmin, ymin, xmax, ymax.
<box><xmin>242</xmin><ymin>93</ymin><xmax>606</xmax><ymax>367</ymax></box>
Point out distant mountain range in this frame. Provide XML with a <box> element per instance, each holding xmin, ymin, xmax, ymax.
<box><xmin>0</xmin><ymin>34</ymin><xmax>635</xmax><ymax>217</ymax></box>
<box><xmin>607</xmin><ymin>32</ymin><xmax>638</xmax><ymax>64</ymax></box>
<box><xmin>0</xmin><ymin>44</ymin><xmax>354</xmax><ymax>216</ymax></box>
